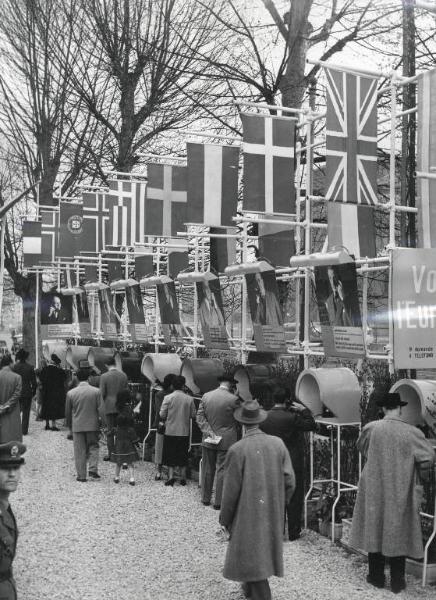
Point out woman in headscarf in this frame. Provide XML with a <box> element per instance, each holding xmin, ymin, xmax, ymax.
<box><xmin>38</xmin><ymin>354</ymin><xmax>67</xmax><ymax>431</ymax></box>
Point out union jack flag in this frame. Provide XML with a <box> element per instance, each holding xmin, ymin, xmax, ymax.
<box><xmin>325</xmin><ymin>68</ymin><xmax>378</xmax><ymax>205</ymax></box>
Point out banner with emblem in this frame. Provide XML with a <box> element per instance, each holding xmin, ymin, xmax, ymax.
<box><xmin>58</xmin><ymin>202</ymin><xmax>83</xmax><ymax>259</ymax></box>
<box><xmin>40</xmin><ymin>291</ymin><xmax>74</xmax><ymax>339</ymax></box>
<box><xmin>245</xmin><ymin>267</ymin><xmax>286</xmax><ymax>352</ymax></box>
<box><xmin>314</xmin><ymin>262</ymin><xmax>364</xmax><ymax>358</ymax></box>
<box><xmin>196</xmin><ymin>275</ymin><xmax>229</xmax><ymax>349</ymax></box>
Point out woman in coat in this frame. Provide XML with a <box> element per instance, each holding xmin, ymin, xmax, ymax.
<box><xmin>350</xmin><ymin>392</ymin><xmax>435</xmax><ymax>593</ymax></box>
<box><xmin>153</xmin><ymin>373</ymin><xmax>177</xmax><ymax>481</ymax></box>
<box><xmin>38</xmin><ymin>353</ymin><xmax>67</xmax><ymax>431</ymax></box>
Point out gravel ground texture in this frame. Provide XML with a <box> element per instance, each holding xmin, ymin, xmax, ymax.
<box><xmin>12</xmin><ymin>418</ymin><xmax>436</xmax><ymax>599</ymax></box>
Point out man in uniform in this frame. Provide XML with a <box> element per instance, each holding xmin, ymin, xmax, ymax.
<box><xmin>196</xmin><ymin>374</ymin><xmax>240</xmax><ymax>509</ymax></box>
<box><xmin>0</xmin><ymin>440</ymin><xmax>26</xmax><ymax>600</ymax></box>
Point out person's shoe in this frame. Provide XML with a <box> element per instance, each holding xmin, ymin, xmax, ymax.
<box><xmin>88</xmin><ymin>472</ymin><xmax>101</xmax><ymax>480</ymax></box>
<box><xmin>76</xmin><ymin>477</ymin><xmax>87</xmax><ymax>482</ymax></box>
<box><xmin>241</xmin><ymin>582</ymin><xmax>251</xmax><ymax>598</ymax></box>
<box><xmin>122</xmin><ymin>463</ymin><xmax>128</xmax><ymax>470</ymax></box>
<box><xmin>390</xmin><ymin>579</ymin><xmax>406</xmax><ymax>594</ymax></box>
<box><xmin>154</xmin><ymin>473</ymin><xmax>162</xmax><ymax>481</ymax></box>
<box><xmin>213</xmin><ymin>505</ymin><xmax>221</xmax><ymax>510</ymax></box>
<box><xmin>165</xmin><ymin>478</ymin><xmax>175</xmax><ymax>486</ymax></box>
<box><xmin>179</xmin><ymin>479</ymin><xmax>186</xmax><ymax>486</ymax></box>
<box><xmin>289</xmin><ymin>533</ymin><xmax>301</xmax><ymax>541</ymax></box>
<box><xmin>129</xmin><ymin>479</ymin><xmax>135</xmax><ymax>486</ymax></box>
<box><xmin>67</xmin><ymin>433</ymin><xmax>73</xmax><ymax>440</ymax></box>
<box><xmin>103</xmin><ymin>456</ymin><xmax>111</xmax><ymax>461</ymax></box>
<box><xmin>44</xmin><ymin>424</ymin><xmax>51</xmax><ymax>430</ymax></box>
<box><xmin>113</xmin><ymin>477</ymin><xmax>120</xmax><ymax>484</ymax></box>
<box><xmin>51</xmin><ymin>426</ymin><xmax>60</xmax><ymax>431</ymax></box>
<box><xmin>366</xmin><ymin>575</ymin><xmax>385</xmax><ymax>589</ymax></box>
<box><xmin>202</xmin><ymin>501</ymin><xmax>211</xmax><ymax>506</ymax></box>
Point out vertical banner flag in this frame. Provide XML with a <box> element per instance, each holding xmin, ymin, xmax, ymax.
<box><xmin>126</xmin><ymin>284</ymin><xmax>148</xmax><ymax>342</ymax></box>
<box><xmin>327</xmin><ymin>202</ymin><xmax>376</xmax><ymax>258</ymax></box>
<box><xmin>134</xmin><ymin>245</ymin><xmax>154</xmax><ymax>280</ymax></box>
<box><xmin>242</xmin><ymin>113</ymin><xmax>295</xmax><ymax>214</ymax></box>
<box><xmin>83</xmin><ymin>264</ymin><xmax>99</xmax><ymax>286</ymax></box>
<box><xmin>187</xmin><ymin>142</ymin><xmax>239</xmax><ymax>226</ymax></box>
<box><xmin>314</xmin><ymin>261</ymin><xmax>364</xmax><ymax>358</ymax></box>
<box><xmin>325</xmin><ymin>68</ymin><xmax>378</xmax><ymax>205</ymax></box>
<box><xmin>81</xmin><ymin>191</ymin><xmax>110</xmax><ymax>253</ymax></box>
<box><xmin>168</xmin><ymin>239</ymin><xmax>189</xmax><ymax>279</ymax></box>
<box><xmin>105</xmin><ymin>252</ymin><xmax>124</xmax><ymax>284</ymax></box>
<box><xmin>156</xmin><ymin>278</ymin><xmax>184</xmax><ymax>345</ymax></box>
<box><xmin>75</xmin><ymin>292</ymin><xmax>91</xmax><ymax>337</ymax></box>
<box><xmin>258</xmin><ymin>216</ymin><xmax>295</xmax><ymax>267</ymax></box>
<box><xmin>41</xmin><ymin>210</ymin><xmax>59</xmax><ymax>263</ymax></box>
<box><xmin>58</xmin><ymin>202</ymin><xmax>83</xmax><ymax>258</ymax></box>
<box><xmin>417</xmin><ymin>69</ymin><xmax>436</xmax><ymax>248</ymax></box>
<box><xmin>40</xmin><ymin>291</ymin><xmax>74</xmax><ymax>339</ymax></box>
<box><xmin>245</xmin><ymin>268</ymin><xmax>286</xmax><ymax>352</ymax></box>
<box><xmin>196</xmin><ymin>275</ymin><xmax>229</xmax><ymax>349</ymax></box>
<box><xmin>146</xmin><ymin>163</ymin><xmax>187</xmax><ymax>236</ymax></box>
<box><xmin>22</xmin><ymin>221</ymin><xmax>42</xmax><ymax>267</ymax></box>
<box><xmin>107</xmin><ymin>179</ymin><xmax>147</xmax><ymax>247</ymax></box>
<box><xmin>98</xmin><ymin>288</ymin><xmax>121</xmax><ymax>340</ymax></box>
<box><xmin>392</xmin><ymin>248</ymin><xmax>436</xmax><ymax>368</ymax></box>
<box><xmin>210</xmin><ymin>227</ymin><xmax>237</xmax><ymax>274</ymax></box>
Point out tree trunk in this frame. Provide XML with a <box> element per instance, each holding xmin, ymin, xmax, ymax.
<box><xmin>14</xmin><ymin>273</ymin><xmax>40</xmax><ymax>367</ymax></box>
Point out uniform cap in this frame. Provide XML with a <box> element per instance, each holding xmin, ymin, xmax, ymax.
<box><xmin>0</xmin><ymin>442</ymin><xmax>26</xmax><ymax>467</ymax></box>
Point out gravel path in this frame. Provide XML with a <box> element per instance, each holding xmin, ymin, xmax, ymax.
<box><xmin>12</xmin><ymin>419</ymin><xmax>436</xmax><ymax>599</ymax></box>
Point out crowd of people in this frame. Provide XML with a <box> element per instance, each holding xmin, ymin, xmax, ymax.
<box><xmin>0</xmin><ymin>348</ymin><xmax>435</xmax><ymax>599</ymax></box>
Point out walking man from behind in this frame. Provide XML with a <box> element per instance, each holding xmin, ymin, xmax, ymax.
<box><xmin>0</xmin><ymin>356</ymin><xmax>22</xmax><ymax>443</ymax></box>
<box><xmin>350</xmin><ymin>392</ymin><xmax>435</xmax><ymax>593</ymax></box>
<box><xmin>196</xmin><ymin>374</ymin><xmax>240</xmax><ymax>509</ymax></box>
<box><xmin>99</xmin><ymin>356</ymin><xmax>128</xmax><ymax>461</ymax></box>
<box><xmin>65</xmin><ymin>368</ymin><xmax>104</xmax><ymax>482</ymax></box>
<box><xmin>13</xmin><ymin>349</ymin><xmax>37</xmax><ymax>436</ymax></box>
<box><xmin>219</xmin><ymin>400</ymin><xmax>295</xmax><ymax>600</ymax></box>
<box><xmin>0</xmin><ymin>440</ymin><xmax>26</xmax><ymax>600</ymax></box>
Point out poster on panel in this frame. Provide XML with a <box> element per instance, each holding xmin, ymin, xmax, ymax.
<box><xmin>314</xmin><ymin>262</ymin><xmax>364</xmax><ymax>358</ymax></box>
<box><xmin>125</xmin><ymin>284</ymin><xmax>148</xmax><ymax>342</ymax></box>
<box><xmin>98</xmin><ymin>288</ymin><xmax>121</xmax><ymax>340</ymax></box>
<box><xmin>245</xmin><ymin>269</ymin><xmax>286</xmax><ymax>352</ymax></box>
<box><xmin>157</xmin><ymin>279</ymin><xmax>186</xmax><ymax>345</ymax></box>
<box><xmin>75</xmin><ymin>292</ymin><xmax>91</xmax><ymax>337</ymax></box>
<box><xmin>392</xmin><ymin>248</ymin><xmax>436</xmax><ymax>369</ymax></box>
<box><xmin>40</xmin><ymin>292</ymin><xmax>74</xmax><ymax>339</ymax></box>
<box><xmin>196</xmin><ymin>276</ymin><xmax>229</xmax><ymax>349</ymax></box>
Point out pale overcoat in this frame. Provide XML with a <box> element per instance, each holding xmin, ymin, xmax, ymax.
<box><xmin>350</xmin><ymin>415</ymin><xmax>435</xmax><ymax>559</ymax></box>
<box><xmin>219</xmin><ymin>429</ymin><xmax>295</xmax><ymax>582</ymax></box>
<box><xmin>0</xmin><ymin>367</ymin><xmax>22</xmax><ymax>443</ymax></box>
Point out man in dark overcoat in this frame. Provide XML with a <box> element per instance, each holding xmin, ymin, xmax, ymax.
<box><xmin>260</xmin><ymin>384</ymin><xmax>315</xmax><ymax>540</ymax></box>
<box><xmin>99</xmin><ymin>356</ymin><xmax>128</xmax><ymax>460</ymax></box>
<box><xmin>219</xmin><ymin>399</ymin><xmax>295</xmax><ymax>600</ymax></box>
<box><xmin>196</xmin><ymin>374</ymin><xmax>240</xmax><ymax>509</ymax></box>
<box><xmin>13</xmin><ymin>349</ymin><xmax>37</xmax><ymax>436</ymax></box>
<box><xmin>0</xmin><ymin>356</ymin><xmax>22</xmax><ymax>443</ymax></box>
<box><xmin>350</xmin><ymin>392</ymin><xmax>435</xmax><ymax>593</ymax></box>
<box><xmin>0</xmin><ymin>440</ymin><xmax>26</xmax><ymax>600</ymax></box>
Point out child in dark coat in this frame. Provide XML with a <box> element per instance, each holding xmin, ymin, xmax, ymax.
<box><xmin>112</xmin><ymin>389</ymin><xmax>139</xmax><ymax>486</ymax></box>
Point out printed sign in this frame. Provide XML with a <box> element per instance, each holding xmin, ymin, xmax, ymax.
<box><xmin>314</xmin><ymin>262</ymin><xmax>364</xmax><ymax>358</ymax></box>
<box><xmin>392</xmin><ymin>248</ymin><xmax>436</xmax><ymax>368</ymax></box>
<box><xmin>40</xmin><ymin>292</ymin><xmax>74</xmax><ymax>339</ymax></box>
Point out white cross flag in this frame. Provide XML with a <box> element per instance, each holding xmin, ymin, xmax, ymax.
<box><xmin>107</xmin><ymin>179</ymin><xmax>147</xmax><ymax>247</ymax></box>
<box><xmin>146</xmin><ymin>163</ymin><xmax>187</xmax><ymax>237</ymax></box>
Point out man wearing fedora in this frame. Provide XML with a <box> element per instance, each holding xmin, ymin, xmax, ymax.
<box><xmin>350</xmin><ymin>392</ymin><xmax>435</xmax><ymax>593</ymax></box>
<box><xmin>13</xmin><ymin>349</ymin><xmax>37</xmax><ymax>436</ymax></box>
<box><xmin>219</xmin><ymin>399</ymin><xmax>295</xmax><ymax>600</ymax></box>
<box><xmin>0</xmin><ymin>440</ymin><xmax>26</xmax><ymax>599</ymax></box>
<box><xmin>196</xmin><ymin>373</ymin><xmax>241</xmax><ymax>509</ymax></box>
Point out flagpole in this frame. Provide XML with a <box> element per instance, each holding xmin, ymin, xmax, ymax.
<box><xmin>97</xmin><ymin>253</ymin><xmax>102</xmax><ymax>345</ymax></box>
<box><xmin>240</xmin><ymin>222</ymin><xmax>248</xmax><ymax>365</ymax></box>
<box><xmin>192</xmin><ymin>229</ymin><xmax>199</xmax><ymax>359</ymax></box>
<box><xmin>303</xmin><ymin>114</ymin><xmax>314</xmax><ymax>369</ymax></box>
<box><xmin>154</xmin><ymin>243</ymin><xmax>161</xmax><ymax>353</ymax></box>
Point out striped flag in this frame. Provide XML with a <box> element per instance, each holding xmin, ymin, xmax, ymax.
<box><xmin>187</xmin><ymin>142</ymin><xmax>239</xmax><ymax>226</ymax></box>
<box><xmin>58</xmin><ymin>202</ymin><xmax>83</xmax><ymax>259</ymax></box>
<box><xmin>41</xmin><ymin>210</ymin><xmax>59</xmax><ymax>263</ymax></box>
<box><xmin>22</xmin><ymin>221</ymin><xmax>42</xmax><ymax>268</ymax></box>
<box><xmin>325</xmin><ymin>68</ymin><xmax>378</xmax><ymax>205</ymax></box>
<box><xmin>107</xmin><ymin>179</ymin><xmax>147</xmax><ymax>247</ymax></box>
<box><xmin>327</xmin><ymin>202</ymin><xmax>376</xmax><ymax>258</ymax></box>
<box><xmin>258</xmin><ymin>216</ymin><xmax>295</xmax><ymax>267</ymax></box>
<box><xmin>210</xmin><ymin>227</ymin><xmax>237</xmax><ymax>274</ymax></box>
<box><xmin>146</xmin><ymin>163</ymin><xmax>187</xmax><ymax>237</ymax></box>
<box><xmin>417</xmin><ymin>68</ymin><xmax>436</xmax><ymax>247</ymax></box>
<box><xmin>82</xmin><ymin>191</ymin><xmax>110</xmax><ymax>253</ymax></box>
<box><xmin>242</xmin><ymin>113</ymin><xmax>295</xmax><ymax>214</ymax></box>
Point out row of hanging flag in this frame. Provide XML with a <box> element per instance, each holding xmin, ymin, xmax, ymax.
<box><xmin>23</xmin><ymin>66</ymin><xmax>436</xmax><ymax>274</ymax></box>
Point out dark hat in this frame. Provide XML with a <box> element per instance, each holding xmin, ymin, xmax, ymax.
<box><xmin>51</xmin><ymin>353</ymin><xmax>61</xmax><ymax>365</ymax></box>
<box><xmin>234</xmin><ymin>399</ymin><xmax>267</xmax><ymax>425</ymax></box>
<box><xmin>218</xmin><ymin>373</ymin><xmax>238</xmax><ymax>384</ymax></box>
<box><xmin>0</xmin><ymin>442</ymin><xmax>26</xmax><ymax>467</ymax></box>
<box><xmin>15</xmin><ymin>349</ymin><xmax>29</xmax><ymax>361</ymax></box>
<box><xmin>376</xmin><ymin>392</ymin><xmax>407</xmax><ymax>409</ymax></box>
